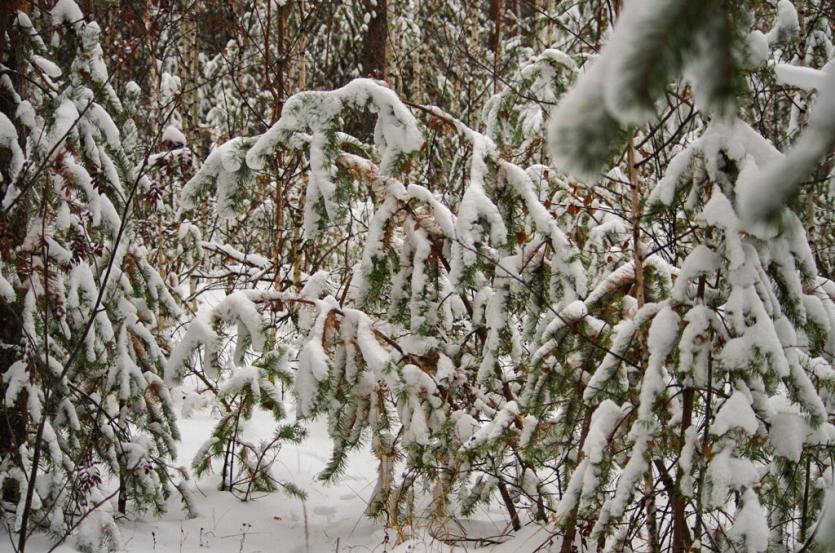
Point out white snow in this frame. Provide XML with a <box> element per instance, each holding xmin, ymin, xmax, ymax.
<box><xmin>728</xmin><ymin>488</ymin><xmax>769</xmax><ymax>553</ymax></box>
<box><xmin>295</xmin><ymin>302</ymin><xmax>333</xmax><ymax>417</ymax></box>
<box><xmin>737</xmin><ymin>65</ymin><xmax>835</xmax><ymax>234</ymax></box>
<box><xmin>583</xmin><ymin>400</ymin><xmax>627</xmax><ymax>464</ymax></box>
<box><xmin>17</xmin><ymin>408</ymin><xmax>489</xmax><ymax>553</ymax></box>
<box><xmin>713</xmin><ymin>391</ymin><xmax>759</xmax><ymax>436</ymax></box>
<box><xmin>706</xmin><ymin>447</ymin><xmax>760</xmax><ymax>507</ymax></box>
<box><xmin>51</xmin><ymin>0</ymin><xmax>84</xmax><ymax>29</ymax></box>
<box><xmin>547</xmin><ymin>57</ymin><xmax>613</xmax><ymax>181</ymax></box>
<box><xmin>180</xmin><ymin>137</ymin><xmax>250</xmax><ymax>220</ymax></box>
<box><xmin>0</xmin><ymin>113</ymin><xmax>24</xmax><ymax>188</ymax></box>
<box><xmin>768</xmin><ymin>407</ymin><xmax>806</xmax><ymax>461</ymax></box>
<box><xmin>7</xmin><ymin>5</ymin><xmax>835</xmax><ymax>552</ymax></box>
<box><xmin>765</xmin><ymin>0</ymin><xmax>799</xmax><ymax>45</ymax></box>
<box><xmin>162</xmin><ymin>125</ymin><xmax>187</xmax><ymax>146</ymax></box>
<box><xmin>0</xmin><ymin>270</ymin><xmax>15</xmax><ymax>303</ymax></box>
<box><xmin>775</xmin><ymin>63</ymin><xmax>827</xmax><ymax>91</ymax></box>
<box><xmin>746</xmin><ymin>31</ymin><xmax>769</xmax><ymax>67</ymax></box>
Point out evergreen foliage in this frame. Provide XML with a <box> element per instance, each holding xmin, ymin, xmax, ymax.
<box><xmin>0</xmin><ymin>3</ymin><xmax>189</xmax><ymax>550</ymax></box>
<box><xmin>1</xmin><ymin>1</ymin><xmax>834</xmax><ymax>552</ymax></box>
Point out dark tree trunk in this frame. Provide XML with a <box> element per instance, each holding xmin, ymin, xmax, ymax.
<box><xmin>0</xmin><ymin>0</ymin><xmax>27</xmax><ymax>505</ymax></box>
<box><xmin>347</xmin><ymin>0</ymin><xmax>388</xmax><ymax>143</ymax></box>
<box><xmin>360</xmin><ymin>0</ymin><xmax>387</xmax><ymax>80</ymax></box>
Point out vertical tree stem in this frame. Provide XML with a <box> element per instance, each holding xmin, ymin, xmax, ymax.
<box><xmin>490</xmin><ymin>0</ymin><xmax>503</xmax><ymax>94</ymax></box>
<box><xmin>627</xmin><ymin>136</ymin><xmax>644</xmax><ymax>307</ymax></box>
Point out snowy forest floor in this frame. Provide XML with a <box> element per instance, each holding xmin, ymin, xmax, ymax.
<box><xmin>0</xmin><ymin>282</ymin><xmax>558</xmax><ymax>553</ymax></box>
<box><xmin>2</xmin><ymin>404</ymin><xmax>550</xmax><ymax>553</ymax></box>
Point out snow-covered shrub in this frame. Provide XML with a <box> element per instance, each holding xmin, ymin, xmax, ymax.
<box><xmin>169</xmin><ymin>292</ymin><xmax>306</xmax><ymax>499</ymax></box>
<box><xmin>2</xmin><ymin>0</ymin><xmax>832</xmax><ymax>551</ymax></box>
<box><xmin>0</xmin><ymin>2</ymin><xmax>187</xmax><ymax>549</ymax></box>
<box><xmin>174</xmin><ymin>1</ymin><xmax>835</xmax><ymax>549</ymax></box>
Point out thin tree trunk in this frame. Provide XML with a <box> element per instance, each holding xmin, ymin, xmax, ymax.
<box><xmin>412</xmin><ymin>0</ymin><xmax>423</xmax><ymax>103</ymax></box>
<box><xmin>118</xmin><ymin>467</ymin><xmax>128</xmax><ymax>514</ymax></box>
<box><xmin>559</xmin><ymin>408</ymin><xmax>594</xmax><ymax>553</ymax></box>
<box><xmin>672</xmin><ymin>277</ymin><xmax>704</xmax><ymax>552</ymax></box>
<box><xmin>497</xmin><ymin>480</ymin><xmax>521</xmax><ymax>531</ymax></box>
<box><xmin>628</xmin><ymin>136</ymin><xmax>658</xmax><ymax>552</ymax></box>
<box><xmin>271</xmin><ymin>3</ymin><xmax>286</xmax><ymax>286</ymax></box>
<box><xmin>182</xmin><ymin>8</ymin><xmax>199</xmax><ymax>146</ymax></box>
<box><xmin>543</xmin><ymin>0</ymin><xmax>553</xmax><ymax>47</ymax></box>
<box><xmin>273</xmin><ymin>157</ymin><xmax>285</xmax><ymax>287</ymax></box>
<box><xmin>644</xmin><ymin>472</ymin><xmax>660</xmax><ymax>553</ymax></box>
<box><xmin>490</xmin><ymin>0</ymin><xmax>503</xmax><ymax>94</ymax></box>
<box><xmin>298</xmin><ymin>1</ymin><xmax>306</xmax><ymax>90</ymax></box>
<box><xmin>627</xmin><ymin>138</ymin><xmax>645</xmax><ymax>306</ymax></box>
<box><xmin>672</xmin><ymin>387</ymin><xmax>694</xmax><ymax>552</ymax></box>
<box><xmin>696</xmin><ymin>333</ymin><xmax>714</xmax><ymax>539</ymax></box>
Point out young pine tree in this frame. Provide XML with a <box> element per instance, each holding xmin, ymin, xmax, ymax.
<box><xmin>0</xmin><ymin>3</ymin><xmax>190</xmax><ymax>551</ymax></box>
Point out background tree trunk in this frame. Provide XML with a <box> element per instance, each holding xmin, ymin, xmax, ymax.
<box><xmin>361</xmin><ymin>0</ymin><xmax>387</xmax><ymax>80</ymax></box>
<box><xmin>0</xmin><ymin>2</ymin><xmax>27</xmax><ymax>500</ymax></box>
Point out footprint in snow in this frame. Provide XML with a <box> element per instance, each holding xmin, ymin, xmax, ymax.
<box><xmin>313</xmin><ymin>505</ymin><xmax>338</xmax><ymax>517</ymax></box>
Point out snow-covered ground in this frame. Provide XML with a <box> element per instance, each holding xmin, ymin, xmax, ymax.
<box><xmin>2</xmin><ymin>399</ymin><xmax>553</xmax><ymax>553</ymax></box>
<box><xmin>0</xmin><ymin>289</ymin><xmax>555</xmax><ymax>553</ymax></box>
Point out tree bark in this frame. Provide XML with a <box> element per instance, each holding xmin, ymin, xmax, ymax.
<box><xmin>181</xmin><ymin>6</ymin><xmax>200</xmax><ymax>148</ymax></box>
<box><xmin>627</xmin><ymin>138</ymin><xmax>645</xmax><ymax>306</ymax></box>
<box><xmin>360</xmin><ymin>0</ymin><xmax>387</xmax><ymax>80</ymax></box>
<box><xmin>490</xmin><ymin>0</ymin><xmax>503</xmax><ymax>94</ymax></box>
<box><xmin>0</xmin><ymin>2</ymin><xmax>27</xmax><ymax>499</ymax></box>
